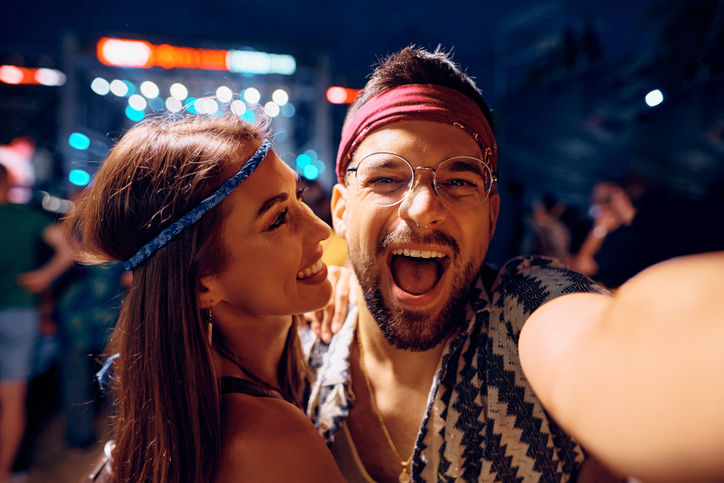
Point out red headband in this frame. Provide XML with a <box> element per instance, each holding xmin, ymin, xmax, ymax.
<box><xmin>336</xmin><ymin>84</ymin><xmax>497</xmax><ymax>183</ymax></box>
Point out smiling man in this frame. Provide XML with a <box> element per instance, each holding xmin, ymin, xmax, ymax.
<box><xmin>305</xmin><ymin>46</ymin><xmax>617</xmax><ymax>482</ymax></box>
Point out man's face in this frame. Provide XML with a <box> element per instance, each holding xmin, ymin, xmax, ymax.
<box><xmin>332</xmin><ymin>120</ymin><xmax>500</xmax><ymax>351</ymax></box>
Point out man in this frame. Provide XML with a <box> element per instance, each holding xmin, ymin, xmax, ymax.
<box><xmin>0</xmin><ymin>164</ymin><xmax>74</xmax><ymax>482</ymax></box>
<box><xmin>305</xmin><ymin>46</ymin><xmax>618</xmax><ymax>482</ymax></box>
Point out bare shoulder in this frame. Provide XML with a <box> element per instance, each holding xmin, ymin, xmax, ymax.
<box><xmin>213</xmin><ymin>394</ymin><xmax>345</xmax><ymax>483</ymax></box>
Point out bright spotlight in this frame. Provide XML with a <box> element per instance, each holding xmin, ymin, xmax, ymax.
<box><xmin>272</xmin><ymin>89</ymin><xmax>288</xmax><ymax>106</ymax></box>
<box><xmin>645</xmin><ymin>89</ymin><xmax>663</xmax><ymax>107</ymax></box>
<box><xmin>91</xmin><ymin>77</ymin><xmax>110</xmax><ymax>95</ymax></box>
<box><xmin>243</xmin><ymin>87</ymin><xmax>261</xmax><ymax>104</ymax></box>
<box><xmin>140</xmin><ymin>81</ymin><xmax>160</xmax><ymax>98</ymax></box>
<box><xmin>230</xmin><ymin>100</ymin><xmax>246</xmax><ymax>116</ymax></box>
<box><xmin>110</xmin><ymin>79</ymin><xmax>129</xmax><ymax>97</ymax></box>
<box><xmin>216</xmin><ymin>86</ymin><xmax>233</xmax><ymax>103</ymax></box>
<box><xmin>170</xmin><ymin>83</ymin><xmax>188</xmax><ymax>100</ymax></box>
<box><xmin>264</xmin><ymin>102</ymin><xmax>280</xmax><ymax>117</ymax></box>
<box><xmin>166</xmin><ymin>97</ymin><xmax>183</xmax><ymax>112</ymax></box>
<box><xmin>129</xmin><ymin>94</ymin><xmax>147</xmax><ymax>111</ymax></box>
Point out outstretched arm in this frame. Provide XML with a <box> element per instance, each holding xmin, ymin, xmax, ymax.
<box><xmin>520</xmin><ymin>251</ymin><xmax>724</xmax><ymax>482</ymax></box>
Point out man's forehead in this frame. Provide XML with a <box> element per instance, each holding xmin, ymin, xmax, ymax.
<box><xmin>353</xmin><ymin>120</ymin><xmax>483</xmax><ymax>161</ymax></box>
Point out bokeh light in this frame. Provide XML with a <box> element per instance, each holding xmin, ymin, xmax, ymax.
<box><xmin>69</xmin><ymin>169</ymin><xmax>91</xmax><ymax>186</ymax></box>
<box><xmin>216</xmin><ymin>86</ymin><xmax>233</xmax><ymax>103</ymax></box>
<box><xmin>125</xmin><ymin>105</ymin><xmax>145</xmax><ymax>121</ymax></box>
<box><xmin>645</xmin><ymin>89</ymin><xmax>663</xmax><ymax>107</ymax></box>
<box><xmin>140</xmin><ymin>81</ymin><xmax>159</xmax><ymax>98</ymax></box>
<box><xmin>264</xmin><ymin>101</ymin><xmax>280</xmax><ymax>117</ymax></box>
<box><xmin>91</xmin><ymin>77</ymin><xmax>110</xmax><ymax>95</ymax></box>
<box><xmin>170</xmin><ymin>83</ymin><xmax>188</xmax><ymax>100</ymax></box>
<box><xmin>128</xmin><ymin>94</ymin><xmax>147</xmax><ymax>111</ymax></box>
<box><xmin>166</xmin><ymin>97</ymin><xmax>183</xmax><ymax>112</ymax></box>
<box><xmin>281</xmin><ymin>103</ymin><xmax>296</xmax><ymax>118</ymax></box>
<box><xmin>110</xmin><ymin>79</ymin><xmax>129</xmax><ymax>97</ymax></box>
<box><xmin>230</xmin><ymin>100</ymin><xmax>247</xmax><ymax>116</ymax></box>
<box><xmin>243</xmin><ymin>87</ymin><xmax>261</xmax><ymax>104</ymax></box>
<box><xmin>68</xmin><ymin>133</ymin><xmax>90</xmax><ymax>150</ymax></box>
<box><xmin>272</xmin><ymin>89</ymin><xmax>288</xmax><ymax>106</ymax></box>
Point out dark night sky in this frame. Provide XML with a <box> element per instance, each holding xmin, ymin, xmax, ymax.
<box><xmin>3</xmin><ymin>0</ymin><xmax>656</xmax><ymax>100</ymax></box>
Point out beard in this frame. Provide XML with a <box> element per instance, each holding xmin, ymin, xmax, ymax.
<box><xmin>350</xmin><ymin>227</ymin><xmax>486</xmax><ymax>352</ymax></box>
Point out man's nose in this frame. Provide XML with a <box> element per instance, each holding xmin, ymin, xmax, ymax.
<box><xmin>398</xmin><ymin>168</ymin><xmax>446</xmax><ymax>229</ymax></box>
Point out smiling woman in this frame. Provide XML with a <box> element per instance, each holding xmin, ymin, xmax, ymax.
<box><xmin>64</xmin><ymin>113</ymin><xmax>343</xmax><ymax>483</ymax></box>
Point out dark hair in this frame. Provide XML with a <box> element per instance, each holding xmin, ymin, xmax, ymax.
<box><xmin>65</xmin><ymin>113</ymin><xmax>308</xmax><ymax>483</ymax></box>
<box><xmin>344</xmin><ymin>45</ymin><xmax>494</xmax><ymax>133</ymax></box>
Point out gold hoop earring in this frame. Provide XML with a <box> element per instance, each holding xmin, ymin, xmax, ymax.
<box><xmin>207</xmin><ymin>303</ymin><xmax>214</xmax><ymax>346</ymax></box>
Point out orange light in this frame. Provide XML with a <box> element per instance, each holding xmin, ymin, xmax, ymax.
<box><xmin>97</xmin><ymin>38</ymin><xmax>154</xmax><ymax>68</ymax></box>
<box><xmin>326</xmin><ymin>86</ymin><xmax>361</xmax><ymax>104</ymax></box>
<box><xmin>0</xmin><ymin>65</ymin><xmax>65</xmax><ymax>85</ymax></box>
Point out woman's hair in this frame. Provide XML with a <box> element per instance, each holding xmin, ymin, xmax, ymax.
<box><xmin>66</xmin><ymin>113</ymin><xmax>308</xmax><ymax>483</ymax></box>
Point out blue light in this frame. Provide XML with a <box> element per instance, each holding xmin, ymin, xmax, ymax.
<box><xmin>185</xmin><ymin>97</ymin><xmax>198</xmax><ymax>113</ymax></box>
<box><xmin>296</xmin><ymin>153</ymin><xmax>312</xmax><ymax>168</ymax></box>
<box><xmin>275</xmin><ymin>128</ymin><xmax>288</xmax><ymax>142</ymax></box>
<box><xmin>125</xmin><ymin>105</ymin><xmax>145</xmax><ymax>122</ymax></box>
<box><xmin>315</xmin><ymin>160</ymin><xmax>326</xmax><ymax>174</ymax></box>
<box><xmin>68</xmin><ymin>133</ymin><xmax>90</xmax><ymax>150</ymax></box>
<box><xmin>148</xmin><ymin>97</ymin><xmax>164</xmax><ymax>111</ymax></box>
<box><xmin>122</xmin><ymin>80</ymin><xmax>135</xmax><ymax>97</ymax></box>
<box><xmin>303</xmin><ymin>164</ymin><xmax>319</xmax><ymax>180</ymax></box>
<box><xmin>69</xmin><ymin>169</ymin><xmax>91</xmax><ymax>186</ymax></box>
<box><xmin>281</xmin><ymin>103</ymin><xmax>296</xmax><ymax>118</ymax></box>
<box><xmin>242</xmin><ymin>111</ymin><xmax>256</xmax><ymax>123</ymax></box>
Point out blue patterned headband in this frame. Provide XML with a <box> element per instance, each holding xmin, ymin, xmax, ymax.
<box><xmin>124</xmin><ymin>138</ymin><xmax>272</xmax><ymax>271</ymax></box>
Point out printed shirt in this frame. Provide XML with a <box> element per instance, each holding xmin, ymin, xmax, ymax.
<box><xmin>304</xmin><ymin>256</ymin><xmax>607</xmax><ymax>482</ymax></box>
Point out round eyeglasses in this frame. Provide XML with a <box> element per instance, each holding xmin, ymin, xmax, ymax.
<box><xmin>346</xmin><ymin>152</ymin><xmax>499</xmax><ymax>208</ymax></box>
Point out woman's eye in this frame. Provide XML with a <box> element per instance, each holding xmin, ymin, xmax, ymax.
<box><xmin>269</xmin><ymin>209</ymin><xmax>288</xmax><ymax>230</ymax></box>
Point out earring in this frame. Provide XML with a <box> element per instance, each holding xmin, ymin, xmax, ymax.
<box><xmin>207</xmin><ymin>303</ymin><xmax>214</xmax><ymax>346</ymax></box>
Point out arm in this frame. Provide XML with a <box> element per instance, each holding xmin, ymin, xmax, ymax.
<box><xmin>16</xmin><ymin>224</ymin><xmax>76</xmax><ymax>293</ymax></box>
<box><xmin>520</xmin><ymin>251</ymin><xmax>724</xmax><ymax>482</ymax></box>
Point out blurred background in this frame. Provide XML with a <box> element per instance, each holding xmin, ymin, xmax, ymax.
<box><xmin>1</xmin><ymin>0</ymin><xmax>722</xmax><ymax>480</ymax></box>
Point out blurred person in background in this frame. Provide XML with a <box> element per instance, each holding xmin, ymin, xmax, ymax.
<box><xmin>524</xmin><ymin>194</ymin><xmax>572</xmax><ymax>263</ymax></box>
<box><xmin>0</xmin><ymin>163</ymin><xmax>74</xmax><ymax>483</ymax></box>
<box><xmin>67</xmin><ymin>113</ymin><xmax>344</xmax><ymax>483</ymax></box>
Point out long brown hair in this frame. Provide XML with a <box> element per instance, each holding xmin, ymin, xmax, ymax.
<box><xmin>66</xmin><ymin>113</ymin><xmax>308</xmax><ymax>483</ymax></box>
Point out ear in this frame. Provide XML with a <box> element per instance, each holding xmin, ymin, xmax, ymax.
<box><xmin>488</xmin><ymin>193</ymin><xmax>501</xmax><ymax>238</ymax></box>
<box><xmin>331</xmin><ymin>183</ymin><xmax>348</xmax><ymax>239</ymax></box>
<box><xmin>197</xmin><ymin>275</ymin><xmax>220</xmax><ymax>309</ymax></box>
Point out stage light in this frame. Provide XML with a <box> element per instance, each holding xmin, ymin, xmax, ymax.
<box><xmin>170</xmin><ymin>83</ymin><xmax>188</xmax><ymax>100</ymax></box>
<box><xmin>166</xmin><ymin>97</ymin><xmax>183</xmax><ymax>112</ymax></box>
<box><xmin>243</xmin><ymin>87</ymin><xmax>260</xmax><ymax>104</ymax></box>
<box><xmin>69</xmin><ymin>133</ymin><xmax>91</xmax><ymax>150</ymax></box>
<box><xmin>35</xmin><ymin>68</ymin><xmax>66</xmax><ymax>86</ymax></box>
<box><xmin>129</xmin><ymin>94</ymin><xmax>147</xmax><ymax>111</ymax></box>
<box><xmin>216</xmin><ymin>86</ymin><xmax>233</xmax><ymax>103</ymax></box>
<box><xmin>110</xmin><ymin>79</ymin><xmax>128</xmax><ymax>97</ymax></box>
<box><xmin>264</xmin><ymin>102</ymin><xmax>280</xmax><ymax>117</ymax></box>
<box><xmin>91</xmin><ymin>77</ymin><xmax>110</xmax><ymax>95</ymax></box>
<box><xmin>69</xmin><ymin>169</ymin><xmax>91</xmax><ymax>186</ymax></box>
<box><xmin>125</xmin><ymin>106</ymin><xmax>145</xmax><ymax>121</ymax></box>
<box><xmin>230</xmin><ymin>100</ymin><xmax>247</xmax><ymax>116</ymax></box>
<box><xmin>272</xmin><ymin>89</ymin><xmax>288</xmax><ymax>106</ymax></box>
<box><xmin>140</xmin><ymin>81</ymin><xmax>159</xmax><ymax>98</ymax></box>
<box><xmin>645</xmin><ymin>89</ymin><xmax>663</xmax><ymax>107</ymax></box>
<box><xmin>185</xmin><ymin>97</ymin><xmax>198</xmax><ymax>113</ymax></box>
<box><xmin>326</xmin><ymin>86</ymin><xmax>361</xmax><ymax>104</ymax></box>
<box><xmin>281</xmin><ymin>103</ymin><xmax>296</xmax><ymax>118</ymax></box>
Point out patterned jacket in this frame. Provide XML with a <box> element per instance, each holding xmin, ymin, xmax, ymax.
<box><xmin>304</xmin><ymin>256</ymin><xmax>607</xmax><ymax>482</ymax></box>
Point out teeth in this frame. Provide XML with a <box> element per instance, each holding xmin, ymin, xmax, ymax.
<box><xmin>298</xmin><ymin>258</ymin><xmax>324</xmax><ymax>280</ymax></box>
<box><xmin>392</xmin><ymin>248</ymin><xmax>446</xmax><ymax>259</ymax></box>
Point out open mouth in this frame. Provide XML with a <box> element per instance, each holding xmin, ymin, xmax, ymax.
<box><xmin>297</xmin><ymin>258</ymin><xmax>324</xmax><ymax>280</ymax></box>
<box><xmin>389</xmin><ymin>248</ymin><xmax>450</xmax><ymax>296</ymax></box>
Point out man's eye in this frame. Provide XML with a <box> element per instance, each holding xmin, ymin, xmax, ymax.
<box><xmin>269</xmin><ymin>209</ymin><xmax>288</xmax><ymax>230</ymax></box>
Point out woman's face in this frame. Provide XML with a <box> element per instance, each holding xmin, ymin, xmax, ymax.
<box><xmin>201</xmin><ymin>145</ymin><xmax>332</xmax><ymax>323</ymax></box>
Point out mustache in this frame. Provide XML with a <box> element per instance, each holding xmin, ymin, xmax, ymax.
<box><xmin>377</xmin><ymin>228</ymin><xmax>460</xmax><ymax>257</ymax></box>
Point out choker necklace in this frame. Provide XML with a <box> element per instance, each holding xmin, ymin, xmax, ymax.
<box><xmin>357</xmin><ymin>330</ymin><xmax>414</xmax><ymax>483</ymax></box>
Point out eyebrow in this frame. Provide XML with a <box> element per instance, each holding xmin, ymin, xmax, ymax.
<box><xmin>255</xmin><ymin>176</ymin><xmax>300</xmax><ymax>219</ymax></box>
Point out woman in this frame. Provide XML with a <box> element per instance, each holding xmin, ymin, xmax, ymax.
<box><xmin>67</xmin><ymin>113</ymin><xmax>345</xmax><ymax>482</ymax></box>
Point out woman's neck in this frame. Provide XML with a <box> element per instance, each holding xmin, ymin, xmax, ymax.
<box><xmin>215</xmin><ymin>314</ymin><xmax>293</xmax><ymax>391</ymax></box>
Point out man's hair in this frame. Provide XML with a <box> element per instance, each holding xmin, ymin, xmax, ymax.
<box><xmin>343</xmin><ymin>45</ymin><xmax>494</xmax><ymax>134</ymax></box>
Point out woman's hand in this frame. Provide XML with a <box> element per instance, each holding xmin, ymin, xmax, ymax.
<box><xmin>305</xmin><ymin>265</ymin><xmax>357</xmax><ymax>343</ymax></box>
